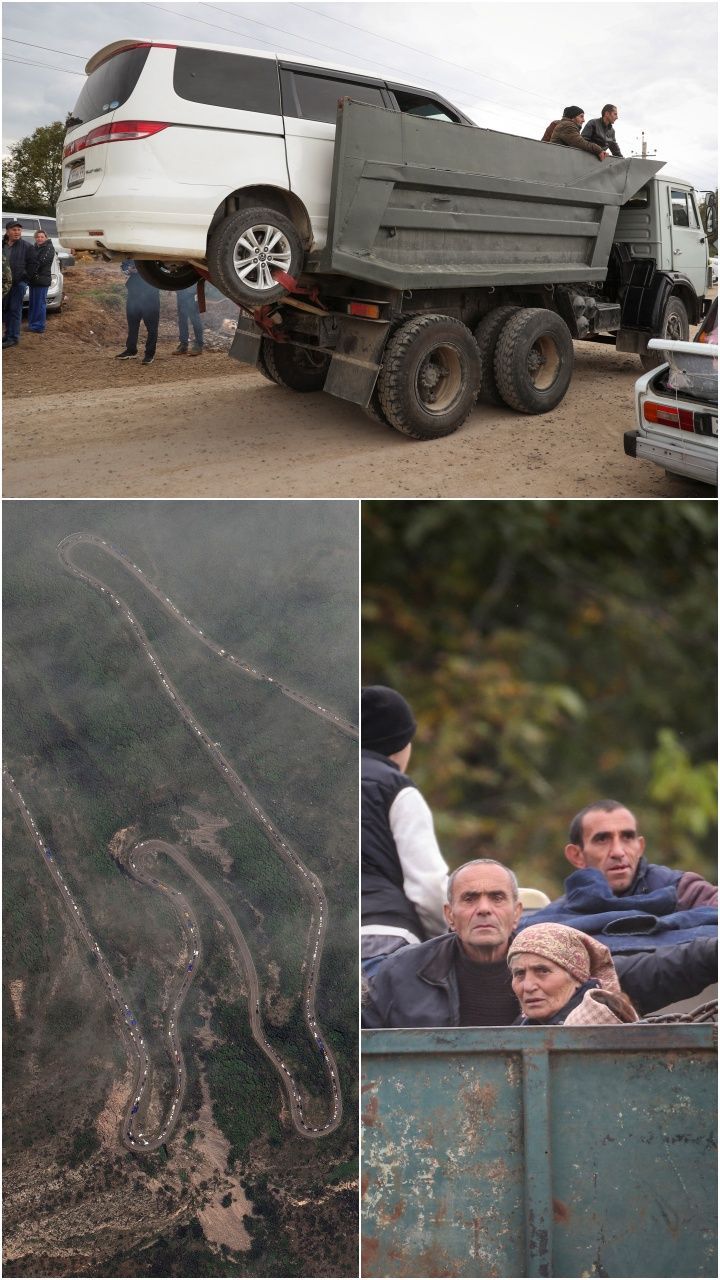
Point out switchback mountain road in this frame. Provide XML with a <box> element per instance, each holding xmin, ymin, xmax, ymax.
<box><xmin>5</xmin><ymin>538</ymin><xmax>351</xmax><ymax>1151</ymax></box>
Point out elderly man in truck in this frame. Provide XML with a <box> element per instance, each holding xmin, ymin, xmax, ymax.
<box><xmin>362</xmin><ymin>858</ymin><xmax>717</xmax><ymax>1028</ymax></box>
<box><xmin>550</xmin><ymin>107</ymin><xmax>608</xmax><ymax>160</ymax></box>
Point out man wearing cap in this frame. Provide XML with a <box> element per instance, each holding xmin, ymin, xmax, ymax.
<box><xmin>361</xmin><ymin>685</ymin><xmax>449</xmax><ymax>978</ymax></box>
<box><xmin>362</xmin><ymin>856</ymin><xmax>717</xmax><ymax>1027</ymax></box>
<box><xmin>2</xmin><ymin>221</ymin><xmax>37</xmax><ymax>349</ymax></box>
<box><xmin>550</xmin><ymin>107</ymin><xmax>608</xmax><ymax>159</ymax></box>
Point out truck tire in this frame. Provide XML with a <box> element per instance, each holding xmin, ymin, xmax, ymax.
<box><xmin>262</xmin><ymin>340</ymin><xmax>330</xmax><ymax>392</ymax></box>
<box><xmin>493</xmin><ymin>307</ymin><xmax>574</xmax><ymax>414</ymax></box>
<box><xmin>639</xmin><ymin>296</ymin><xmax>690</xmax><ymax>371</ymax></box>
<box><xmin>134</xmin><ymin>261</ymin><xmax>201</xmax><ymax>291</ymax></box>
<box><xmin>377</xmin><ymin>314</ymin><xmax>481</xmax><ymax>439</ymax></box>
<box><xmin>473</xmin><ymin>306</ymin><xmax>520</xmax><ymax>405</ymax></box>
<box><xmin>207</xmin><ymin>207</ymin><xmax>304</xmax><ymax>307</ymax></box>
<box><xmin>257</xmin><ymin>339</ymin><xmax>278</xmax><ymax>384</ymax></box>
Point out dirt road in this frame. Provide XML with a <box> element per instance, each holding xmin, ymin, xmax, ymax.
<box><xmin>3</xmin><ymin>264</ymin><xmax>713</xmax><ymax>497</ymax></box>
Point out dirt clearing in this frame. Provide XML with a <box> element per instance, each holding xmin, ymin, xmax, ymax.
<box><xmin>3</xmin><ymin>263</ymin><xmax>713</xmax><ymax>498</ymax></box>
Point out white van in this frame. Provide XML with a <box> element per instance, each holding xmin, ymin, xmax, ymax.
<box><xmin>56</xmin><ymin>39</ymin><xmax>471</xmax><ymax>306</ymax></box>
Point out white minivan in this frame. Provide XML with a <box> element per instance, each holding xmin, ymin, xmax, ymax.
<box><xmin>56</xmin><ymin>39</ymin><xmax>472</xmax><ymax>307</ymax></box>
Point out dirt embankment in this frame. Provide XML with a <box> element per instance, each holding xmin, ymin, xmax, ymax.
<box><xmin>3</xmin><ymin>262</ymin><xmax>714</xmax><ymax>499</ymax></box>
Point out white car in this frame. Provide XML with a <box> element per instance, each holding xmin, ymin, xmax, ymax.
<box><xmin>625</xmin><ymin>300</ymin><xmax>718</xmax><ymax>487</ymax></box>
<box><xmin>56</xmin><ymin>38</ymin><xmax>471</xmax><ymax>307</ymax></box>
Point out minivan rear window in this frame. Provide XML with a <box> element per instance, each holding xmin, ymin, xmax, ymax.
<box><xmin>69</xmin><ymin>46</ymin><xmax>150</xmax><ymax>126</ymax></box>
<box><xmin>173</xmin><ymin>49</ymin><xmax>281</xmax><ymax>114</ymax></box>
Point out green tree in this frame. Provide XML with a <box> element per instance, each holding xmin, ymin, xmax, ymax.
<box><xmin>2</xmin><ymin>121</ymin><xmax>66</xmax><ymax>214</ymax></box>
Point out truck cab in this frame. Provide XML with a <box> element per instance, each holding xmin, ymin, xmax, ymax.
<box><xmin>615</xmin><ymin>175</ymin><xmax>709</xmax><ymax>321</ymax></box>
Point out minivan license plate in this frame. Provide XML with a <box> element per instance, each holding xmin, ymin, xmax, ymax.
<box><xmin>67</xmin><ymin>161</ymin><xmax>85</xmax><ymax>189</ymax></box>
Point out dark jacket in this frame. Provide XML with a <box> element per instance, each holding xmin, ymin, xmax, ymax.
<box><xmin>31</xmin><ymin>240</ymin><xmax>55</xmax><ymax>288</ymax></box>
<box><xmin>522</xmin><ymin>864</ymin><xmax>718</xmax><ymax>951</ymax></box>
<box><xmin>362</xmin><ymin>929</ymin><xmax>718</xmax><ymax>1026</ymax></box>
<box><xmin>3</xmin><ymin>236</ymin><xmax>37</xmax><ymax>285</ymax></box>
<box><xmin>361</xmin><ymin>749</ymin><xmax>424</xmax><ymax>938</ymax></box>
<box><xmin>581</xmin><ymin>116</ymin><xmax>622</xmax><ymax>157</ymax></box>
<box><xmin>550</xmin><ymin>118</ymin><xmax>604</xmax><ymax>157</ymax></box>
<box><xmin>122</xmin><ymin>261</ymin><xmax>161</xmax><ymax>310</ymax></box>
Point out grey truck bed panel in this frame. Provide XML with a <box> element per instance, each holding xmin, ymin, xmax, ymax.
<box><xmin>314</xmin><ymin>100</ymin><xmax>664</xmax><ymax>289</ymax></box>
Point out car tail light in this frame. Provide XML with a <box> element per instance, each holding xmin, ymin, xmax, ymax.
<box><xmin>64</xmin><ymin>121</ymin><xmax>170</xmax><ymax>159</ymax></box>
<box><xmin>643</xmin><ymin>401</ymin><xmax>695</xmax><ymax>432</ymax></box>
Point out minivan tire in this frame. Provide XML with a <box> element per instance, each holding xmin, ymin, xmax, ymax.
<box><xmin>493</xmin><ymin>307</ymin><xmax>574</xmax><ymax>414</ymax></box>
<box><xmin>639</xmin><ymin>296</ymin><xmax>690</xmax><ymax>371</ymax></box>
<box><xmin>208</xmin><ymin>208</ymin><xmax>304</xmax><ymax>307</ymax></box>
<box><xmin>134</xmin><ymin>261</ymin><xmax>201</xmax><ymax>291</ymax></box>
<box><xmin>262</xmin><ymin>339</ymin><xmax>330</xmax><ymax>391</ymax></box>
<box><xmin>377</xmin><ymin>313</ymin><xmax>481</xmax><ymax>440</ymax></box>
<box><xmin>473</xmin><ymin>305</ymin><xmax>520</xmax><ymax>405</ymax></box>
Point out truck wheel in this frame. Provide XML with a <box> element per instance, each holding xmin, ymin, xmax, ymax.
<box><xmin>377</xmin><ymin>314</ymin><xmax>481</xmax><ymax>439</ymax></box>
<box><xmin>640</xmin><ymin>296</ymin><xmax>690</xmax><ymax>371</ymax></box>
<box><xmin>207</xmin><ymin>207</ymin><xmax>304</xmax><ymax>307</ymax></box>
<box><xmin>494</xmin><ymin>308</ymin><xmax>574</xmax><ymax>414</ymax></box>
<box><xmin>262</xmin><ymin>340</ymin><xmax>330</xmax><ymax>392</ymax></box>
<box><xmin>134</xmin><ymin>261</ymin><xmax>201</xmax><ymax>291</ymax></box>
<box><xmin>257</xmin><ymin>339</ymin><xmax>278</xmax><ymax>384</ymax></box>
<box><xmin>473</xmin><ymin>306</ymin><xmax>520</xmax><ymax>405</ymax></box>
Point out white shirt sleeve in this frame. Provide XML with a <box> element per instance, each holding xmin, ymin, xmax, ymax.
<box><xmin>389</xmin><ymin>786</ymin><xmax>449</xmax><ymax>937</ymax></box>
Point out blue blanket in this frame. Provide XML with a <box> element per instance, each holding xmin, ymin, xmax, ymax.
<box><xmin>516</xmin><ymin>869</ymin><xmax>717</xmax><ymax>953</ymax></box>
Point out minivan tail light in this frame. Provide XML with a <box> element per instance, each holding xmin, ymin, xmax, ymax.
<box><xmin>64</xmin><ymin>121</ymin><xmax>170</xmax><ymax>159</ymax></box>
<box><xmin>643</xmin><ymin>401</ymin><xmax>695</xmax><ymax>432</ymax></box>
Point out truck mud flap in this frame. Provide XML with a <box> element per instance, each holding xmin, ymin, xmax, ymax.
<box><xmin>228</xmin><ymin>316</ymin><xmax>262</xmax><ymax>367</ymax></box>
<box><xmin>323</xmin><ymin>315</ymin><xmax>391</xmax><ymax>407</ymax></box>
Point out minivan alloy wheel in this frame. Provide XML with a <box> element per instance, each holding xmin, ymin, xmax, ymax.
<box><xmin>233</xmin><ymin>225</ymin><xmax>293</xmax><ymax>291</ymax></box>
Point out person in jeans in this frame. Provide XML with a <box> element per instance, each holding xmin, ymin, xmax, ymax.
<box><xmin>27</xmin><ymin>229</ymin><xmax>55</xmax><ymax>333</ymax></box>
<box><xmin>116</xmin><ymin>260</ymin><xmax>161</xmax><ymax>365</ymax></box>
<box><xmin>175</xmin><ymin>284</ymin><xmax>204</xmax><ymax>355</ymax></box>
<box><xmin>2</xmin><ymin>221</ymin><xmax>37</xmax><ymax>349</ymax></box>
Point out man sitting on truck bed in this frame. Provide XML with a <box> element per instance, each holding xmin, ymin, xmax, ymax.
<box><xmin>550</xmin><ymin>107</ymin><xmax>608</xmax><ymax>160</ymax></box>
<box><xmin>581</xmin><ymin>104</ymin><xmax>623</xmax><ymax>156</ymax></box>
<box><xmin>362</xmin><ymin>858</ymin><xmax>717</xmax><ymax>1028</ymax></box>
<box><xmin>514</xmin><ymin>800</ymin><xmax>717</xmax><ymax>942</ymax></box>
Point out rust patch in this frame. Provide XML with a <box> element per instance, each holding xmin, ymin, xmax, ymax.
<box><xmin>553</xmin><ymin>1198</ymin><xmax>570</xmax><ymax>1223</ymax></box>
<box><xmin>362</xmin><ymin>1236</ymin><xmax>379</xmax><ymax>1270</ymax></box>
<box><xmin>361</xmin><ymin>1080</ymin><xmax>376</xmax><ymax>1093</ymax></box>
<box><xmin>361</xmin><ymin>1171</ymin><xmax>369</xmax><ymax>1198</ymax></box>
<box><xmin>362</xmin><ymin>1095</ymin><xmax>379</xmax><ymax>1127</ymax></box>
<box><xmin>460</xmin><ymin>1081</ymin><xmax>498</xmax><ymax>1142</ymax></box>
<box><xmin>434</xmin><ymin>1198</ymin><xmax>448</xmax><ymax>1225</ymax></box>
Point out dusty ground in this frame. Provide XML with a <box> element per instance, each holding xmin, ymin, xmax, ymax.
<box><xmin>3</xmin><ymin>263</ymin><xmax>714</xmax><ymax>498</ymax></box>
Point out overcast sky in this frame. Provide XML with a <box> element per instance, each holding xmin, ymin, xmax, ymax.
<box><xmin>3</xmin><ymin>0</ymin><xmax>717</xmax><ymax>189</ymax></box>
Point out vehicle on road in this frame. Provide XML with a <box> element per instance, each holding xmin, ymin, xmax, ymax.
<box><xmin>57</xmin><ymin>41</ymin><xmax>710</xmax><ymax>438</ymax></box>
<box><xmin>625</xmin><ymin>297</ymin><xmax>717</xmax><ymax>488</ymax></box>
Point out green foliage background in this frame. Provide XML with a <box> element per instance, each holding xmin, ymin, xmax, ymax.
<box><xmin>362</xmin><ymin>500</ymin><xmax>717</xmax><ymax>896</ymax></box>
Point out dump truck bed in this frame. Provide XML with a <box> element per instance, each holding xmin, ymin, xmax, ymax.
<box><xmin>362</xmin><ymin>1024</ymin><xmax>717</xmax><ymax>1278</ymax></box>
<box><xmin>313</xmin><ymin>101</ymin><xmax>664</xmax><ymax>290</ymax></box>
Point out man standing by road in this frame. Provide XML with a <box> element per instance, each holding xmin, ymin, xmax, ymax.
<box><xmin>362</xmin><ymin>858</ymin><xmax>717</xmax><ymax>1027</ymax></box>
<box><xmin>582</xmin><ymin>105</ymin><xmax>623</xmax><ymax>157</ymax></box>
<box><xmin>116</xmin><ymin>260</ymin><xmax>161</xmax><ymax>365</ymax></box>
<box><xmin>175</xmin><ymin>283</ymin><xmax>204</xmax><ymax>356</ymax></box>
<box><xmin>550</xmin><ymin>107</ymin><xmax>608</xmax><ymax>160</ymax></box>
<box><xmin>2</xmin><ymin>221</ymin><xmax>36</xmax><ymax>349</ymax></box>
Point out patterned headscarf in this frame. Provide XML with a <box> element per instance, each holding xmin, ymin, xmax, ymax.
<box><xmin>507</xmin><ymin>922</ymin><xmax>621</xmax><ymax>993</ymax></box>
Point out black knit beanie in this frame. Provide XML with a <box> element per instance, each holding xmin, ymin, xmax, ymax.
<box><xmin>563</xmin><ymin>105</ymin><xmax>584</xmax><ymax>118</ymax></box>
<box><xmin>361</xmin><ymin>686</ymin><xmax>417</xmax><ymax>755</ymax></box>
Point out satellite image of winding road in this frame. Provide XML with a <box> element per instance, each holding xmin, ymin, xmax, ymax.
<box><xmin>6</xmin><ymin>532</ymin><xmax>354</xmax><ymax>1155</ymax></box>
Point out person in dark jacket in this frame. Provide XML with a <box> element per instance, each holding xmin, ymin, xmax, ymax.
<box><xmin>175</xmin><ymin>283</ymin><xmax>204</xmax><ymax>355</ymax></box>
<box><xmin>2</xmin><ymin>221</ymin><xmax>37</xmax><ymax>348</ymax></box>
<box><xmin>581</xmin><ymin>104</ymin><xmax>623</xmax><ymax>157</ymax></box>
<box><xmin>116</xmin><ymin>259</ymin><xmax>161</xmax><ymax>364</ymax></box>
<box><xmin>361</xmin><ymin>686</ymin><xmax>448</xmax><ymax>978</ymax></box>
<box><xmin>562</xmin><ymin>800</ymin><xmax>717</xmax><ymax>906</ymax></box>
<box><xmin>362</xmin><ymin>857</ymin><xmax>718</xmax><ymax>1027</ymax></box>
<box><xmin>550</xmin><ymin>106</ymin><xmax>607</xmax><ymax>159</ymax></box>
<box><xmin>27</xmin><ymin>229</ymin><xmax>55</xmax><ymax>333</ymax></box>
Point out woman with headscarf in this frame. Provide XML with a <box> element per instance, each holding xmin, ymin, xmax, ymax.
<box><xmin>507</xmin><ymin>922</ymin><xmax>638</xmax><ymax>1026</ymax></box>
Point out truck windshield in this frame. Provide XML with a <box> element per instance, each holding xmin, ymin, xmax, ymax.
<box><xmin>69</xmin><ymin>46</ymin><xmax>150</xmax><ymax>126</ymax></box>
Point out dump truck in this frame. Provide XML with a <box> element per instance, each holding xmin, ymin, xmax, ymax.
<box><xmin>362</xmin><ymin>1024</ymin><xmax>717</xmax><ymax>1277</ymax></box>
<box><xmin>229</xmin><ymin>100</ymin><xmax>710</xmax><ymax>438</ymax></box>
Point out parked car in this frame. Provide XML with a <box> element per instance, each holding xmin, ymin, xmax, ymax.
<box><xmin>625</xmin><ymin>298</ymin><xmax>718</xmax><ymax>488</ymax></box>
<box><xmin>2</xmin><ymin>212</ymin><xmax>75</xmax><ymax>268</ymax></box>
<box><xmin>56</xmin><ymin>39</ymin><xmax>472</xmax><ymax>304</ymax></box>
